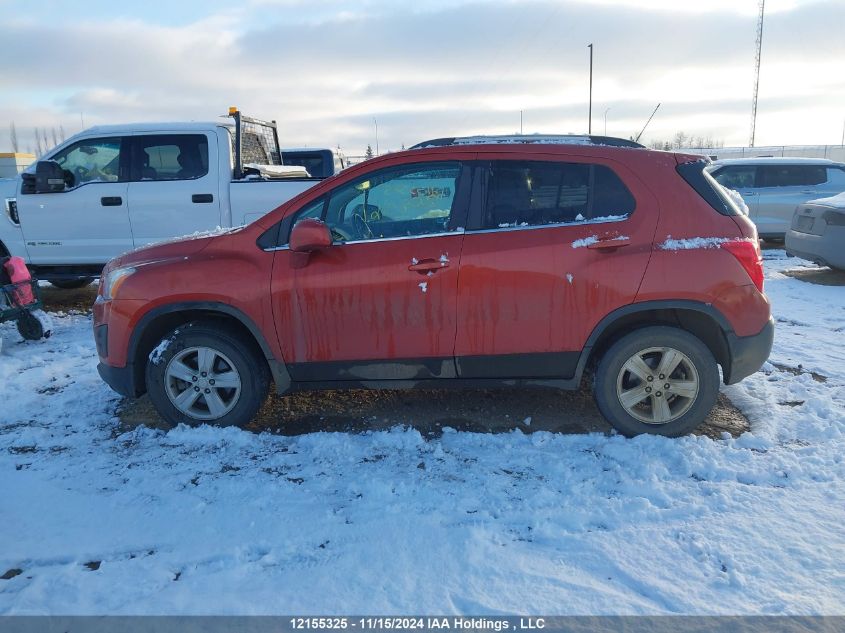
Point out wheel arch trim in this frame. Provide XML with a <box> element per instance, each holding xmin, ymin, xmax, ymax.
<box><xmin>127</xmin><ymin>301</ymin><xmax>291</xmax><ymax>394</ymax></box>
<box><xmin>574</xmin><ymin>300</ymin><xmax>733</xmax><ymax>383</ymax></box>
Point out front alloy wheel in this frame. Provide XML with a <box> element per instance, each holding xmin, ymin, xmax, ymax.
<box><xmin>145</xmin><ymin>322</ymin><xmax>270</xmax><ymax>428</ymax></box>
<box><xmin>165</xmin><ymin>346</ymin><xmax>243</xmax><ymax>421</ymax></box>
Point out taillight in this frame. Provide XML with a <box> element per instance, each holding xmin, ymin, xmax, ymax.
<box><xmin>722</xmin><ymin>239</ymin><xmax>764</xmax><ymax>292</ymax></box>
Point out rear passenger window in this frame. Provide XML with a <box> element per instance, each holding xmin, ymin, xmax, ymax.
<box><xmin>483</xmin><ymin>161</ymin><xmax>635</xmax><ymax>229</ymax></box>
<box><xmin>130</xmin><ymin>134</ymin><xmax>209</xmax><ymax>182</ymax></box>
<box><xmin>757</xmin><ymin>165</ymin><xmax>826</xmax><ymax>188</ymax></box>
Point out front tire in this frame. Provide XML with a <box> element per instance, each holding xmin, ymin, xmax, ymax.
<box><xmin>145</xmin><ymin>322</ymin><xmax>270</xmax><ymax>428</ymax></box>
<box><xmin>593</xmin><ymin>326</ymin><xmax>719</xmax><ymax>437</ymax></box>
<box><xmin>48</xmin><ymin>277</ymin><xmax>94</xmax><ymax>290</ymax></box>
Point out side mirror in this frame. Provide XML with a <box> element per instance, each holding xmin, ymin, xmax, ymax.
<box><xmin>289</xmin><ymin>218</ymin><xmax>332</xmax><ymax>253</ymax></box>
<box><xmin>35</xmin><ymin>160</ymin><xmax>66</xmax><ymax>193</ymax></box>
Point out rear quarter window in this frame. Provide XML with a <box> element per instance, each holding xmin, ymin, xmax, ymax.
<box><xmin>481</xmin><ymin>160</ymin><xmax>635</xmax><ymax>229</ymax></box>
<box><xmin>677</xmin><ymin>160</ymin><xmax>743</xmax><ymax>216</ymax></box>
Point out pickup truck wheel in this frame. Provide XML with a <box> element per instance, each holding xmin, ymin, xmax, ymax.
<box><xmin>48</xmin><ymin>277</ymin><xmax>93</xmax><ymax>290</ymax></box>
<box><xmin>145</xmin><ymin>323</ymin><xmax>270</xmax><ymax>428</ymax></box>
<box><xmin>593</xmin><ymin>326</ymin><xmax>719</xmax><ymax>438</ymax></box>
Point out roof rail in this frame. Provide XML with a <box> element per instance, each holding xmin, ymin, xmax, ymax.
<box><xmin>409</xmin><ymin>134</ymin><xmax>645</xmax><ymax>150</ymax></box>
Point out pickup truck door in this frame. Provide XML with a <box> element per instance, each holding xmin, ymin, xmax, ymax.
<box><xmin>16</xmin><ymin>136</ymin><xmax>133</xmax><ymax>265</ymax></box>
<box><xmin>125</xmin><ymin>132</ymin><xmax>221</xmax><ymax>248</ymax></box>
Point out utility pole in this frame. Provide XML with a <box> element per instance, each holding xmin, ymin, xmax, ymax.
<box><xmin>603</xmin><ymin>107</ymin><xmax>611</xmax><ymax>136</ymax></box>
<box><xmin>750</xmin><ymin>0</ymin><xmax>765</xmax><ymax>147</ymax></box>
<box><xmin>587</xmin><ymin>43</ymin><xmax>593</xmax><ymax>134</ymax></box>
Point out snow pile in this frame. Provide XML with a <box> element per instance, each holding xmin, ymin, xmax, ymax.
<box><xmin>571</xmin><ymin>236</ymin><xmax>598</xmax><ymax>248</ymax></box>
<box><xmin>806</xmin><ymin>190</ymin><xmax>845</xmax><ymax>208</ymax></box>
<box><xmin>0</xmin><ymin>251</ymin><xmax>844</xmax><ymax>615</ymax></box>
<box><xmin>572</xmin><ymin>235</ymin><xmax>628</xmax><ymax>249</ymax></box>
<box><xmin>724</xmin><ymin>188</ymin><xmax>750</xmax><ymax>215</ymax></box>
<box><xmin>660</xmin><ymin>236</ymin><xmax>755</xmax><ymax>251</ymax></box>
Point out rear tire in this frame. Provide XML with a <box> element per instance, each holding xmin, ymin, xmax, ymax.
<box><xmin>48</xmin><ymin>277</ymin><xmax>94</xmax><ymax>290</ymax></box>
<box><xmin>593</xmin><ymin>326</ymin><xmax>719</xmax><ymax>437</ymax></box>
<box><xmin>145</xmin><ymin>322</ymin><xmax>270</xmax><ymax>428</ymax></box>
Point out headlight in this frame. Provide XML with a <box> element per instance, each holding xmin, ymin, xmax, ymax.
<box><xmin>101</xmin><ymin>266</ymin><xmax>136</xmax><ymax>300</ymax></box>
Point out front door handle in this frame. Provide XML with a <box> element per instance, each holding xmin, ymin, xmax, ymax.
<box><xmin>587</xmin><ymin>237</ymin><xmax>631</xmax><ymax>250</ymax></box>
<box><xmin>101</xmin><ymin>196</ymin><xmax>122</xmax><ymax>206</ymax></box>
<box><xmin>192</xmin><ymin>194</ymin><xmax>214</xmax><ymax>203</ymax></box>
<box><xmin>409</xmin><ymin>259</ymin><xmax>448</xmax><ymax>274</ymax></box>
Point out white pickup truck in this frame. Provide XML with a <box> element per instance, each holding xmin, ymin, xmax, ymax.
<box><xmin>0</xmin><ymin>111</ymin><xmax>344</xmax><ymax>288</ymax></box>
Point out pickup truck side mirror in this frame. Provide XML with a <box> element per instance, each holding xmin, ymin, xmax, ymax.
<box><xmin>289</xmin><ymin>218</ymin><xmax>332</xmax><ymax>253</ymax></box>
<box><xmin>34</xmin><ymin>160</ymin><xmax>67</xmax><ymax>193</ymax></box>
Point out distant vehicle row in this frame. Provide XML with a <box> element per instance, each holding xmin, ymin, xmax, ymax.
<box><xmin>707</xmin><ymin>157</ymin><xmax>845</xmax><ymax>240</ymax></box>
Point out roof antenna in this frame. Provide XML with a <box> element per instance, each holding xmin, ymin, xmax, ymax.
<box><xmin>634</xmin><ymin>103</ymin><xmax>661</xmax><ymax>144</ymax></box>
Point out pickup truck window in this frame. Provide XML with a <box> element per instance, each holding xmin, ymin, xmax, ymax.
<box><xmin>52</xmin><ymin>138</ymin><xmax>122</xmax><ymax>188</ymax></box>
<box><xmin>129</xmin><ymin>134</ymin><xmax>209</xmax><ymax>182</ymax></box>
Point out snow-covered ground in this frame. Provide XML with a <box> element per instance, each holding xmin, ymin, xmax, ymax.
<box><xmin>1</xmin><ymin>251</ymin><xmax>843</xmax><ymax>615</ymax></box>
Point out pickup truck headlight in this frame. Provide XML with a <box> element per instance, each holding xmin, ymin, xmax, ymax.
<box><xmin>101</xmin><ymin>266</ymin><xmax>136</xmax><ymax>300</ymax></box>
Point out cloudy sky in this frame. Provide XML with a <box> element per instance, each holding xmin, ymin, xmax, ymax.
<box><xmin>1</xmin><ymin>0</ymin><xmax>843</xmax><ymax>155</ymax></box>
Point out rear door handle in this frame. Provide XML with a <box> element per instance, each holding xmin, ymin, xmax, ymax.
<box><xmin>101</xmin><ymin>196</ymin><xmax>122</xmax><ymax>206</ymax></box>
<box><xmin>587</xmin><ymin>237</ymin><xmax>630</xmax><ymax>250</ymax></box>
<box><xmin>192</xmin><ymin>193</ymin><xmax>214</xmax><ymax>203</ymax></box>
<box><xmin>409</xmin><ymin>259</ymin><xmax>448</xmax><ymax>273</ymax></box>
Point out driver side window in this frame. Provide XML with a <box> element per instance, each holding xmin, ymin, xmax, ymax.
<box><xmin>310</xmin><ymin>162</ymin><xmax>461</xmax><ymax>243</ymax></box>
<box><xmin>51</xmin><ymin>137</ymin><xmax>123</xmax><ymax>188</ymax></box>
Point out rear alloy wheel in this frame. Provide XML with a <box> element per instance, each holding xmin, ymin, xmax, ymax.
<box><xmin>145</xmin><ymin>322</ymin><xmax>270</xmax><ymax>428</ymax></box>
<box><xmin>594</xmin><ymin>326</ymin><xmax>719</xmax><ymax>437</ymax></box>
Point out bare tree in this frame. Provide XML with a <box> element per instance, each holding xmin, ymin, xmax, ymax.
<box><xmin>649</xmin><ymin>131</ymin><xmax>725</xmax><ymax>151</ymax></box>
<box><xmin>59</xmin><ymin>124</ymin><xmax>66</xmax><ymax>142</ymax></box>
<box><xmin>51</xmin><ymin>127</ymin><xmax>59</xmax><ymax>146</ymax></box>
<box><xmin>41</xmin><ymin>128</ymin><xmax>50</xmax><ymax>153</ymax></box>
<box><xmin>9</xmin><ymin>121</ymin><xmax>19</xmax><ymax>152</ymax></box>
<box><xmin>34</xmin><ymin>127</ymin><xmax>42</xmax><ymax>155</ymax></box>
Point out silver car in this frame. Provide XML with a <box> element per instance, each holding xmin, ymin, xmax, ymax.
<box><xmin>786</xmin><ymin>192</ymin><xmax>845</xmax><ymax>271</ymax></box>
<box><xmin>707</xmin><ymin>158</ymin><xmax>845</xmax><ymax>240</ymax></box>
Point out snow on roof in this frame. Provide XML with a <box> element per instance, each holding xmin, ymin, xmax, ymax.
<box><xmin>712</xmin><ymin>156</ymin><xmax>842</xmax><ymax>166</ymax></box>
<box><xmin>81</xmin><ymin>121</ymin><xmax>233</xmax><ymax>135</ymax></box>
<box><xmin>411</xmin><ymin>134</ymin><xmax>644</xmax><ymax>150</ymax></box>
<box><xmin>807</xmin><ymin>191</ymin><xmax>845</xmax><ymax>208</ymax></box>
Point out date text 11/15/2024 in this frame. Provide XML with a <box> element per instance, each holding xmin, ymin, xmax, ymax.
<box><xmin>289</xmin><ymin>618</ymin><xmax>547</xmax><ymax>630</ymax></box>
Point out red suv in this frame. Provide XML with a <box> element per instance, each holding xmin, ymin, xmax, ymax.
<box><xmin>94</xmin><ymin>136</ymin><xmax>773</xmax><ymax>437</ymax></box>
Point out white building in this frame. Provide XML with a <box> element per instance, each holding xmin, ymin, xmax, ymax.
<box><xmin>0</xmin><ymin>152</ymin><xmax>36</xmax><ymax>178</ymax></box>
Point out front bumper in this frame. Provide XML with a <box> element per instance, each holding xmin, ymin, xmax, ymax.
<box><xmin>97</xmin><ymin>361</ymin><xmax>139</xmax><ymax>398</ymax></box>
<box><xmin>723</xmin><ymin>317</ymin><xmax>774</xmax><ymax>384</ymax></box>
